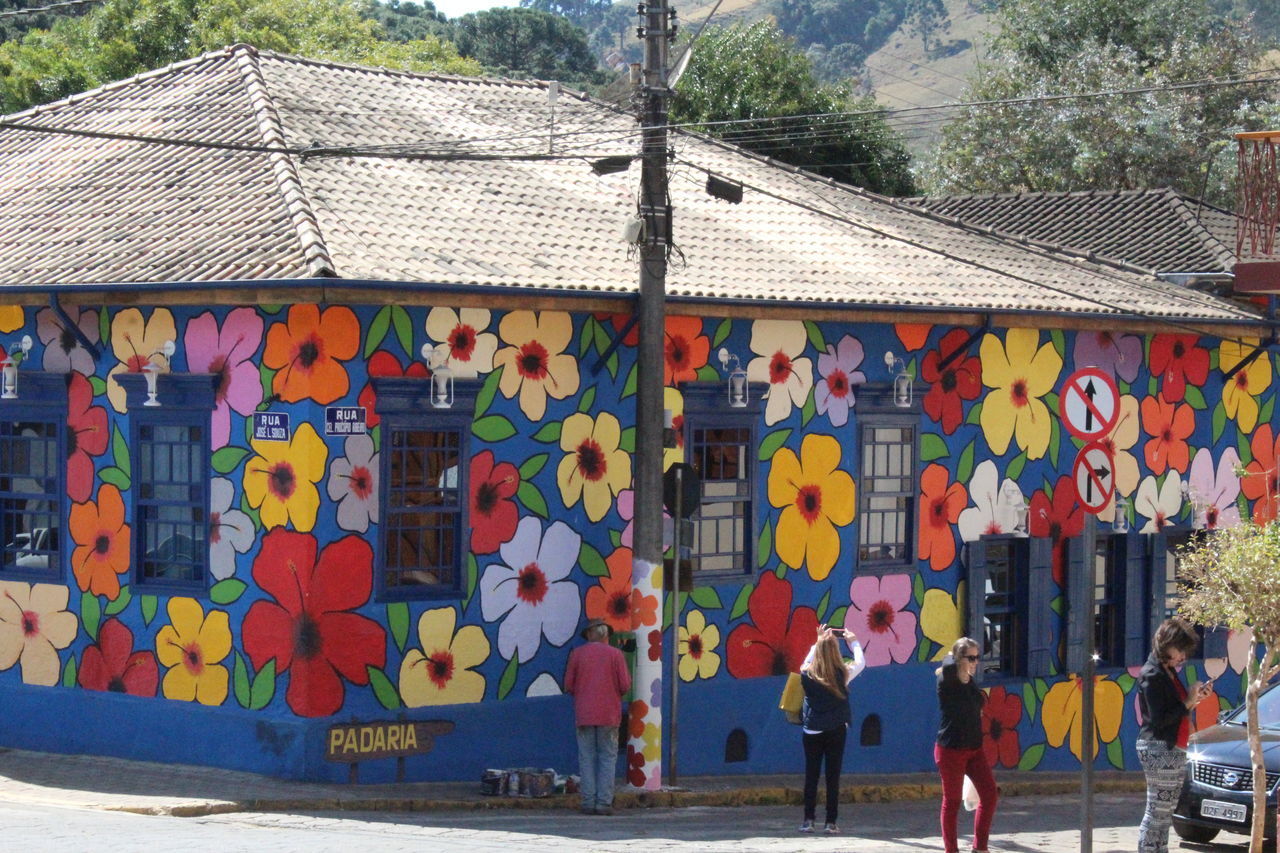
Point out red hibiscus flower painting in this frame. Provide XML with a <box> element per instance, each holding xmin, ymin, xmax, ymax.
<box><xmin>78</xmin><ymin>617</ymin><xmax>158</xmax><ymax>696</ymax></box>
<box><xmin>726</xmin><ymin>572</ymin><xmax>818</xmax><ymax>678</ymax></box>
<box><xmin>66</xmin><ymin>371</ymin><xmax>108</xmax><ymax>503</ymax></box>
<box><xmin>357</xmin><ymin>351</ymin><xmax>428</xmax><ymax>429</ymax></box>
<box><xmin>1029</xmin><ymin>476</ymin><xmax>1083</xmax><ymax>586</ymax></box>
<box><xmin>469</xmin><ymin>450</ymin><xmax>520</xmax><ymax>554</ymax></box>
<box><xmin>1148</xmin><ymin>334</ymin><xmax>1208</xmax><ymax>404</ymax></box>
<box><xmin>920</xmin><ymin>328</ymin><xmax>982</xmax><ymax>435</ymax></box>
<box><xmin>982</xmin><ymin>685</ymin><xmax>1023</xmax><ymax>768</ymax></box>
<box><xmin>242</xmin><ymin>529</ymin><xmax>387</xmax><ymax>717</ymax></box>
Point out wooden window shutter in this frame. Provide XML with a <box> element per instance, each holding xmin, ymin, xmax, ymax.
<box><xmin>964</xmin><ymin>539</ymin><xmax>986</xmax><ymax>647</ymax></box>
<box><xmin>1065</xmin><ymin>536</ymin><xmax>1088</xmax><ymax>673</ymax></box>
<box><xmin>1027</xmin><ymin>537</ymin><xmax>1054</xmax><ymax>677</ymax></box>
<box><xmin>1123</xmin><ymin>531</ymin><xmax>1148</xmax><ymax>666</ymax></box>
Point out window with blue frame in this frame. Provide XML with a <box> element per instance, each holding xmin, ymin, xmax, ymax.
<box><xmin>117</xmin><ymin>373</ymin><xmax>214</xmax><ymax>590</ymax></box>
<box><xmin>0</xmin><ymin>374</ymin><xmax>66</xmax><ymax>580</ymax></box>
<box><xmin>855</xmin><ymin>385</ymin><xmax>921</xmax><ymax>573</ymax></box>
<box><xmin>372</xmin><ymin>376</ymin><xmax>477</xmax><ymax>598</ymax></box>
<box><xmin>966</xmin><ymin>536</ymin><xmax>1051</xmax><ymax>677</ymax></box>
<box><xmin>682</xmin><ymin>382</ymin><xmax>762</xmax><ymax>576</ymax></box>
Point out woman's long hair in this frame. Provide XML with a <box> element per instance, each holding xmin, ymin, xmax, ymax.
<box><xmin>803</xmin><ymin>632</ymin><xmax>848</xmax><ymax>697</ymax></box>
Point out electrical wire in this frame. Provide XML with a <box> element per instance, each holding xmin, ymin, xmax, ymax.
<box><xmin>0</xmin><ymin>0</ymin><xmax>104</xmax><ymax>19</ymax></box>
<box><xmin>667</xmin><ymin>157</ymin><xmax>1267</xmax><ymax>347</ymax></box>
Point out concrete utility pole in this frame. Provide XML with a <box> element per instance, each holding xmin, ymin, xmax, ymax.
<box><xmin>628</xmin><ymin>0</ymin><xmax>673</xmax><ymax>790</ymax></box>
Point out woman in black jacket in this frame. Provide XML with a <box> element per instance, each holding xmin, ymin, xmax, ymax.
<box><xmin>797</xmin><ymin>623</ymin><xmax>865</xmax><ymax>835</ymax></box>
<box><xmin>1136</xmin><ymin>617</ymin><xmax>1212</xmax><ymax>853</ymax></box>
<box><xmin>935</xmin><ymin>636</ymin><xmax>997</xmax><ymax>853</ymax></box>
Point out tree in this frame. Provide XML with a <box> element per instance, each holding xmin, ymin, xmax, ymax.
<box><xmin>363</xmin><ymin>0</ymin><xmax>450</xmax><ymax>42</ymax></box>
<box><xmin>923</xmin><ymin>0</ymin><xmax>1280</xmax><ymax>205</ymax></box>
<box><xmin>1178</xmin><ymin>520</ymin><xmax>1280</xmax><ymax>853</ymax></box>
<box><xmin>0</xmin><ymin>0</ymin><xmax>481</xmax><ymax>115</ymax></box>
<box><xmin>903</xmin><ymin>0</ymin><xmax>949</xmax><ymax>53</ymax></box>
<box><xmin>450</xmin><ymin>7</ymin><xmax>603</xmax><ymax>85</ymax></box>
<box><xmin>518</xmin><ymin>0</ymin><xmax>612</xmax><ymax>30</ymax></box>
<box><xmin>671</xmin><ymin>21</ymin><xmax>915</xmax><ymax>196</ymax></box>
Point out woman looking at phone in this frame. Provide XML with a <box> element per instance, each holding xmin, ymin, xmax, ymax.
<box><xmin>1136</xmin><ymin>617</ymin><xmax>1212</xmax><ymax>853</ymax></box>
<box><xmin>934</xmin><ymin>637</ymin><xmax>998</xmax><ymax>853</ymax></box>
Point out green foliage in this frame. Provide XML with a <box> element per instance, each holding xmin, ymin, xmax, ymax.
<box><xmin>450</xmin><ymin>7</ymin><xmax>604</xmax><ymax>86</ymax></box>
<box><xmin>671</xmin><ymin>21</ymin><xmax>916</xmax><ymax>196</ymax></box>
<box><xmin>363</xmin><ymin>0</ymin><xmax>450</xmax><ymax>42</ymax></box>
<box><xmin>1178</xmin><ymin>520</ymin><xmax>1280</xmax><ymax>850</ymax></box>
<box><xmin>923</xmin><ymin>0</ymin><xmax>1280</xmax><ymax>204</ymax></box>
<box><xmin>0</xmin><ymin>0</ymin><xmax>481</xmax><ymax>114</ymax></box>
<box><xmin>519</xmin><ymin>0</ymin><xmax>613</xmax><ymax>29</ymax></box>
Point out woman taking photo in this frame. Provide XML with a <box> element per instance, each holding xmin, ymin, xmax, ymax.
<box><xmin>1136</xmin><ymin>617</ymin><xmax>1211</xmax><ymax>853</ymax></box>
<box><xmin>797</xmin><ymin>623</ymin><xmax>865</xmax><ymax>834</ymax></box>
<box><xmin>935</xmin><ymin>637</ymin><xmax>997</xmax><ymax>853</ymax></box>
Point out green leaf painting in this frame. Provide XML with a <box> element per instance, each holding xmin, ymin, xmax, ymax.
<box><xmin>497</xmin><ymin>655</ymin><xmax>519</xmax><ymax>700</ymax></box>
<box><xmin>368</xmin><ymin>666</ymin><xmax>401</xmax><ymax>710</ymax></box>
<box><xmin>388</xmin><ymin>602</ymin><xmax>410</xmax><ymax>653</ymax></box>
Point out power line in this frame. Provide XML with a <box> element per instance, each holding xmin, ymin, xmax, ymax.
<box><xmin>0</xmin><ymin>0</ymin><xmax>104</xmax><ymax>19</ymax></box>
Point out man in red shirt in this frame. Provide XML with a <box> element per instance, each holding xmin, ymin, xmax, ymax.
<box><xmin>564</xmin><ymin>618</ymin><xmax>631</xmax><ymax>815</ymax></box>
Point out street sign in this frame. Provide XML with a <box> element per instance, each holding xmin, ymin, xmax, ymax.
<box><xmin>252</xmin><ymin>411</ymin><xmax>290</xmax><ymax>442</ymax></box>
<box><xmin>325</xmin><ymin>406</ymin><xmax>367</xmax><ymax>437</ymax></box>
<box><xmin>1072</xmin><ymin>441</ymin><xmax>1115</xmax><ymax>514</ymax></box>
<box><xmin>1060</xmin><ymin>367</ymin><xmax>1120</xmax><ymax>441</ymax></box>
<box><xmin>662</xmin><ymin>463</ymin><xmax>701</xmax><ymax>519</ymax></box>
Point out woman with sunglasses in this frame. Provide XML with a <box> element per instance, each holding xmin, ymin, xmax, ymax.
<box><xmin>934</xmin><ymin>637</ymin><xmax>997</xmax><ymax>853</ymax></box>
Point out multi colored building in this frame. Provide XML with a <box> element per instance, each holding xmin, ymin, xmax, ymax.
<box><xmin>0</xmin><ymin>45</ymin><xmax>1271</xmax><ymax>785</ymax></box>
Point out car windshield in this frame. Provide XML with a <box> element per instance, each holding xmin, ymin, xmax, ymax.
<box><xmin>1224</xmin><ymin>684</ymin><xmax>1280</xmax><ymax>728</ymax></box>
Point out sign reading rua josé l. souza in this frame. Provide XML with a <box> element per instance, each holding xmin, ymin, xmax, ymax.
<box><xmin>325</xmin><ymin>720</ymin><xmax>454</xmax><ymax>761</ymax></box>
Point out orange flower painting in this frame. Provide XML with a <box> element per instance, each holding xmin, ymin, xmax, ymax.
<box><xmin>263</xmin><ymin>304</ymin><xmax>360</xmax><ymax>405</ymax></box>
<box><xmin>69</xmin><ymin>483</ymin><xmax>131</xmax><ymax>600</ymax></box>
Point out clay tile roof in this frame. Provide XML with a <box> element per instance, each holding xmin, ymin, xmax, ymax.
<box><xmin>0</xmin><ymin>45</ymin><xmax>1259</xmax><ymax>325</ymax></box>
<box><xmin>908</xmin><ymin>188</ymin><xmax>1238</xmax><ymax>275</ymax></box>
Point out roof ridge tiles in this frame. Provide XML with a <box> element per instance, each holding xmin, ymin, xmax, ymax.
<box><xmin>233</xmin><ymin>48</ymin><xmax>335</xmax><ymax>279</ymax></box>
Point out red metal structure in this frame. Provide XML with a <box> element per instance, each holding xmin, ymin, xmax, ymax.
<box><xmin>1236</xmin><ymin>130</ymin><xmax>1280</xmax><ymax>292</ymax></box>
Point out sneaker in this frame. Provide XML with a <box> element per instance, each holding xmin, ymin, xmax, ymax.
<box><xmin>579</xmin><ymin>807</ymin><xmax>595</xmax><ymax>815</ymax></box>
<box><xmin>824</xmin><ymin>823</ymin><xmax>840</xmax><ymax>834</ymax></box>
<box><xmin>798</xmin><ymin>820</ymin><xmax>814</xmax><ymax>833</ymax></box>
<box><xmin>594</xmin><ymin>806</ymin><xmax>614</xmax><ymax>816</ymax></box>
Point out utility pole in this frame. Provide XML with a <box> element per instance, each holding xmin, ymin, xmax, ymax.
<box><xmin>628</xmin><ymin>0</ymin><xmax>673</xmax><ymax>791</ymax></box>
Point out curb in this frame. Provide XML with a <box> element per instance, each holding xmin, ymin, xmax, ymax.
<box><xmin>107</xmin><ymin>776</ymin><xmax>1148</xmax><ymax>818</ymax></box>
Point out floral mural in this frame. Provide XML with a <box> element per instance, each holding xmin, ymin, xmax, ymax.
<box><xmin>0</xmin><ymin>297</ymin><xmax>1269</xmax><ymax>783</ymax></box>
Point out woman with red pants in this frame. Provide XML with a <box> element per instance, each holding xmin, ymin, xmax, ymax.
<box><xmin>934</xmin><ymin>637</ymin><xmax>997</xmax><ymax>853</ymax></box>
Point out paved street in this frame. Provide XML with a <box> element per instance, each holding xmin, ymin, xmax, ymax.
<box><xmin>0</xmin><ymin>792</ymin><xmax>1260</xmax><ymax>852</ymax></box>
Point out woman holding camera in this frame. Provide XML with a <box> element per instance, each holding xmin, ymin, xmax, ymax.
<box><xmin>797</xmin><ymin>623</ymin><xmax>865</xmax><ymax>835</ymax></box>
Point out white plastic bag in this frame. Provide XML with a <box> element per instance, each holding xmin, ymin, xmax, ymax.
<box><xmin>962</xmin><ymin>775</ymin><xmax>979</xmax><ymax>812</ymax></box>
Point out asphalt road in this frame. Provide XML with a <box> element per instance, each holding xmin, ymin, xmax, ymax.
<box><xmin>2</xmin><ymin>791</ymin><xmax>1262</xmax><ymax>852</ymax></box>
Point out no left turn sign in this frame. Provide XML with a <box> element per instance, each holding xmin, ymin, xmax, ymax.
<box><xmin>1073</xmin><ymin>441</ymin><xmax>1116</xmax><ymax>514</ymax></box>
<box><xmin>1061</xmin><ymin>367</ymin><xmax>1120</xmax><ymax>441</ymax></box>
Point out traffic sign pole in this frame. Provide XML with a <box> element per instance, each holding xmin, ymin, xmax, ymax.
<box><xmin>1080</xmin><ymin>512</ymin><xmax>1096</xmax><ymax>853</ymax></box>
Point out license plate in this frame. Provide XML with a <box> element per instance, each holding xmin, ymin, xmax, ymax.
<box><xmin>1201</xmin><ymin>799</ymin><xmax>1248</xmax><ymax>822</ymax></box>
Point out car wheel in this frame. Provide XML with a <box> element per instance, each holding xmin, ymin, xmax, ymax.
<box><xmin>1173</xmin><ymin>819</ymin><xmax>1220</xmax><ymax>844</ymax></box>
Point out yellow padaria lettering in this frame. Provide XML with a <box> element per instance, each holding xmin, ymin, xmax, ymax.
<box><xmin>360</xmin><ymin>727</ymin><xmax>374</xmax><ymax>752</ymax></box>
<box><xmin>404</xmin><ymin>725</ymin><xmax>417</xmax><ymax>750</ymax></box>
<box><xmin>373</xmin><ymin>727</ymin><xmax>386</xmax><ymax>752</ymax></box>
<box><xmin>388</xmin><ymin>727</ymin><xmax>401</xmax><ymax>750</ymax></box>
<box><xmin>328</xmin><ymin>729</ymin><xmax>345</xmax><ymax>754</ymax></box>
<box><xmin>342</xmin><ymin>729</ymin><xmax>359</xmax><ymax>754</ymax></box>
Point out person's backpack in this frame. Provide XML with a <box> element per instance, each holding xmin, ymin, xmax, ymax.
<box><xmin>779</xmin><ymin>672</ymin><xmax>803</xmax><ymax>725</ymax></box>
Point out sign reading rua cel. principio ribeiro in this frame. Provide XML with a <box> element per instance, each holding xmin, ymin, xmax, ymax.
<box><xmin>325</xmin><ymin>720</ymin><xmax>455</xmax><ymax>761</ymax></box>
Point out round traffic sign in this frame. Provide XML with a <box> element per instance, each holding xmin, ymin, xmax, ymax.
<box><xmin>1061</xmin><ymin>367</ymin><xmax>1120</xmax><ymax>441</ymax></box>
<box><xmin>1072</xmin><ymin>441</ymin><xmax>1116</xmax><ymax>514</ymax></box>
